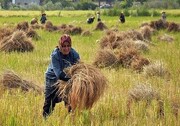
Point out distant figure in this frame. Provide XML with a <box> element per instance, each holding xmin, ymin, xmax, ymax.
<box><xmin>96</xmin><ymin>11</ymin><xmax>101</xmax><ymax>22</ymax></box>
<box><xmin>30</xmin><ymin>17</ymin><xmax>38</xmax><ymax>25</ymax></box>
<box><xmin>87</xmin><ymin>17</ymin><xmax>95</xmax><ymax>24</ymax></box>
<box><xmin>119</xmin><ymin>12</ymin><xmax>125</xmax><ymax>23</ymax></box>
<box><xmin>161</xmin><ymin>11</ymin><xmax>166</xmax><ymax>23</ymax></box>
<box><xmin>40</xmin><ymin>13</ymin><xmax>47</xmax><ymax>24</ymax></box>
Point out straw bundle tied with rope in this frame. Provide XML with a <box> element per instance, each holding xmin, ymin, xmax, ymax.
<box><xmin>93</xmin><ymin>49</ymin><xmax>118</xmax><ymax>68</ymax></box>
<box><xmin>30</xmin><ymin>18</ymin><xmax>38</xmax><ymax>25</ymax></box>
<box><xmin>127</xmin><ymin>84</ymin><xmax>164</xmax><ymax>118</ymax></box>
<box><xmin>149</xmin><ymin>19</ymin><xmax>169</xmax><ymax>30</ymax></box>
<box><xmin>60</xmin><ymin>25</ymin><xmax>83</xmax><ymax>35</ymax></box>
<box><xmin>16</xmin><ymin>21</ymin><xmax>29</xmax><ymax>32</ymax></box>
<box><xmin>56</xmin><ymin>62</ymin><xmax>108</xmax><ymax>112</ymax></box>
<box><xmin>99</xmin><ymin>30</ymin><xmax>149</xmax><ymax>51</ymax></box>
<box><xmin>0</xmin><ymin>70</ymin><xmax>43</xmax><ymax>94</ymax></box>
<box><xmin>0</xmin><ymin>30</ymin><xmax>34</xmax><ymax>52</ymax></box>
<box><xmin>158</xmin><ymin>34</ymin><xmax>174</xmax><ymax>43</ymax></box>
<box><xmin>139</xmin><ymin>25</ymin><xmax>155</xmax><ymax>41</ymax></box>
<box><xmin>81</xmin><ymin>30</ymin><xmax>92</xmax><ymax>36</ymax></box>
<box><xmin>125</xmin><ymin>30</ymin><xmax>144</xmax><ymax>41</ymax></box>
<box><xmin>167</xmin><ymin>22</ymin><xmax>180</xmax><ymax>32</ymax></box>
<box><xmin>143</xmin><ymin>61</ymin><xmax>170</xmax><ymax>79</ymax></box>
<box><xmin>94</xmin><ymin>21</ymin><xmax>108</xmax><ymax>31</ymax></box>
<box><xmin>30</xmin><ymin>24</ymin><xmax>44</xmax><ymax>29</ymax></box>
<box><xmin>26</xmin><ymin>28</ymin><xmax>40</xmax><ymax>40</ymax></box>
<box><xmin>0</xmin><ymin>27</ymin><xmax>14</xmax><ymax>40</ymax></box>
<box><xmin>141</xmin><ymin>20</ymin><xmax>179</xmax><ymax>32</ymax></box>
<box><xmin>45</xmin><ymin>21</ymin><xmax>58</xmax><ymax>32</ymax></box>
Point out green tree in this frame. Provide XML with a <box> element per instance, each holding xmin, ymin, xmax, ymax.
<box><xmin>137</xmin><ymin>0</ymin><xmax>148</xmax><ymax>4</ymax></box>
<box><xmin>0</xmin><ymin>0</ymin><xmax>11</xmax><ymax>9</ymax></box>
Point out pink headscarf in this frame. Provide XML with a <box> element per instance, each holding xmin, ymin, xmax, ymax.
<box><xmin>60</xmin><ymin>34</ymin><xmax>71</xmax><ymax>46</ymax></box>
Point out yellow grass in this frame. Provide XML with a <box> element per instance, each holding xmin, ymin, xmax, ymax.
<box><xmin>0</xmin><ymin>10</ymin><xmax>180</xmax><ymax>125</ymax></box>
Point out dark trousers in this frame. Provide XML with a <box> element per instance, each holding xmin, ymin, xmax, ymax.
<box><xmin>43</xmin><ymin>78</ymin><xmax>61</xmax><ymax>118</ymax></box>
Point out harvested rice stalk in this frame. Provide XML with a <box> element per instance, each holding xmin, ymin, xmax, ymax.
<box><xmin>81</xmin><ymin>30</ymin><xmax>92</xmax><ymax>36</ymax></box>
<box><xmin>94</xmin><ymin>21</ymin><xmax>108</xmax><ymax>31</ymax></box>
<box><xmin>93</xmin><ymin>49</ymin><xmax>118</xmax><ymax>68</ymax></box>
<box><xmin>139</xmin><ymin>25</ymin><xmax>154</xmax><ymax>41</ymax></box>
<box><xmin>0</xmin><ymin>27</ymin><xmax>14</xmax><ymax>40</ymax></box>
<box><xmin>16</xmin><ymin>21</ymin><xmax>29</xmax><ymax>32</ymax></box>
<box><xmin>167</xmin><ymin>22</ymin><xmax>180</xmax><ymax>32</ymax></box>
<box><xmin>45</xmin><ymin>21</ymin><xmax>58</xmax><ymax>32</ymax></box>
<box><xmin>143</xmin><ymin>61</ymin><xmax>170</xmax><ymax>79</ymax></box>
<box><xmin>0</xmin><ymin>30</ymin><xmax>34</xmax><ymax>52</ymax></box>
<box><xmin>130</xmin><ymin>57</ymin><xmax>150</xmax><ymax>72</ymax></box>
<box><xmin>116</xmin><ymin>48</ymin><xmax>139</xmax><ymax>68</ymax></box>
<box><xmin>127</xmin><ymin>84</ymin><xmax>164</xmax><ymax>118</ymax></box>
<box><xmin>158</xmin><ymin>34</ymin><xmax>174</xmax><ymax>43</ymax></box>
<box><xmin>30</xmin><ymin>18</ymin><xmax>38</xmax><ymax>25</ymax></box>
<box><xmin>0</xmin><ymin>70</ymin><xmax>43</xmax><ymax>94</ymax></box>
<box><xmin>26</xmin><ymin>28</ymin><xmax>40</xmax><ymax>40</ymax></box>
<box><xmin>56</xmin><ymin>62</ymin><xmax>108</xmax><ymax>112</ymax></box>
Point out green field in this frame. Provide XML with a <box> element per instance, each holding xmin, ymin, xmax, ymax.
<box><xmin>0</xmin><ymin>10</ymin><xmax>180</xmax><ymax>126</ymax></box>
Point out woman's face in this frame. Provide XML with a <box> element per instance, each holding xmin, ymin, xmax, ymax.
<box><xmin>60</xmin><ymin>41</ymin><xmax>71</xmax><ymax>55</ymax></box>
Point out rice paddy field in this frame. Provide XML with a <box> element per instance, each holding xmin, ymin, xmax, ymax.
<box><xmin>0</xmin><ymin>10</ymin><xmax>180</xmax><ymax>126</ymax></box>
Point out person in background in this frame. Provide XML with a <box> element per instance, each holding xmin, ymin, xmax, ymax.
<box><xmin>87</xmin><ymin>16</ymin><xmax>95</xmax><ymax>24</ymax></box>
<box><xmin>161</xmin><ymin>11</ymin><xmax>166</xmax><ymax>23</ymax></box>
<box><xmin>40</xmin><ymin>13</ymin><xmax>47</xmax><ymax>24</ymax></box>
<box><xmin>97</xmin><ymin>11</ymin><xmax>101</xmax><ymax>22</ymax></box>
<box><xmin>119</xmin><ymin>12</ymin><xmax>125</xmax><ymax>23</ymax></box>
<box><xmin>42</xmin><ymin>34</ymin><xmax>80</xmax><ymax>119</ymax></box>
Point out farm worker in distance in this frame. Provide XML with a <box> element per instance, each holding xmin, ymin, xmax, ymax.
<box><xmin>87</xmin><ymin>16</ymin><xmax>95</xmax><ymax>24</ymax></box>
<box><xmin>40</xmin><ymin>13</ymin><xmax>47</xmax><ymax>24</ymax></box>
<box><xmin>119</xmin><ymin>12</ymin><xmax>125</xmax><ymax>23</ymax></box>
<box><xmin>97</xmin><ymin>11</ymin><xmax>101</xmax><ymax>22</ymax></box>
<box><xmin>42</xmin><ymin>34</ymin><xmax>80</xmax><ymax>119</ymax></box>
<box><xmin>161</xmin><ymin>11</ymin><xmax>166</xmax><ymax>23</ymax></box>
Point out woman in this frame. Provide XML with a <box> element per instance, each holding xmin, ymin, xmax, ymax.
<box><xmin>43</xmin><ymin>34</ymin><xmax>80</xmax><ymax>118</ymax></box>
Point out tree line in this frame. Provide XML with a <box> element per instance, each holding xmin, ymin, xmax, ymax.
<box><xmin>0</xmin><ymin>0</ymin><xmax>179</xmax><ymax>10</ymax></box>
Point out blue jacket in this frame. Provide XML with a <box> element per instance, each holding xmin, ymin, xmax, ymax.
<box><xmin>45</xmin><ymin>47</ymin><xmax>80</xmax><ymax>81</ymax></box>
<box><xmin>40</xmin><ymin>16</ymin><xmax>47</xmax><ymax>24</ymax></box>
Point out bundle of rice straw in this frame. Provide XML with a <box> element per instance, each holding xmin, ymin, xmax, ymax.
<box><xmin>130</xmin><ymin>57</ymin><xmax>150</xmax><ymax>72</ymax></box>
<box><xmin>0</xmin><ymin>70</ymin><xmax>43</xmax><ymax>94</ymax></box>
<box><xmin>94</xmin><ymin>21</ymin><xmax>108</xmax><ymax>31</ymax></box>
<box><xmin>139</xmin><ymin>25</ymin><xmax>154</xmax><ymax>41</ymax></box>
<box><xmin>167</xmin><ymin>22</ymin><xmax>180</xmax><ymax>32</ymax></box>
<box><xmin>26</xmin><ymin>28</ymin><xmax>40</xmax><ymax>40</ymax></box>
<box><xmin>0</xmin><ymin>27</ymin><xmax>14</xmax><ymax>40</ymax></box>
<box><xmin>158</xmin><ymin>34</ymin><xmax>174</xmax><ymax>43</ymax></box>
<box><xmin>45</xmin><ymin>21</ymin><xmax>58</xmax><ymax>32</ymax></box>
<box><xmin>30</xmin><ymin>24</ymin><xmax>44</xmax><ymax>29</ymax></box>
<box><xmin>56</xmin><ymin>62</ymin><xmax>108</xmax><ymax>111</ymax></box>
<box><xmin>30</xmin><ymin>18</ymin><xmax>38</xmax><ymax>25</ymax></box>
<box><xmin>127</xmin><ymin>83</ymin><xmax>164</xmax><ymax>117</ymax></box>
<box><xmin>16</xmin><ymin>21</ymin><xmax>29</xmax><ymax>32</ymax></box>
<box><xmin>143</xmin><ymin>61</ymin><xmax>170</xmax><ymax>79</ymax></box>
<box><xmin>93</xmin><ymin>49</ymin><xmax>117</xmax><ymax>68</ymax></box>
<box><xmin>0</xmin><ymin>30</ymin><xmax>34</xmax><ymax>52</ymax></box>
<box><xmin>133</xmin><ymin>40</ymin><xmax>149</xmax><ymax>52</ymax></box>
<box><xmin>81</xmin><ymin>30</ymin><xmax>92</xmax><ymax>36</ymax></box>
<box><xmin>116</xmin><ymin>48</ymin><xmax>139</xmax><ymax>68</ymax></box>
<box><xmin>125</xmin><ymin>30</ymin><xmax>144</xmax><ymax>41</ymax></box>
